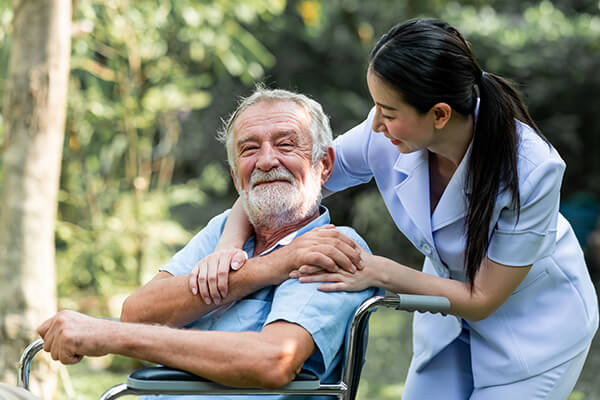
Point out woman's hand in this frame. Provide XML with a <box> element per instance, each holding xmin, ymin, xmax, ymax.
<box><xmin>188</xmin><ymin>248</ymin><xmax>248</xmax><ymax>305</ymax></box>
<box><xmin>282</xmin><ymin>225</ymin><xmax>363</xmax><ymax>274</ymax></box>
<box><xmin>291</xmin><ymin>248</ymin><xmax>378</xmax><ymax>292</ymax></box>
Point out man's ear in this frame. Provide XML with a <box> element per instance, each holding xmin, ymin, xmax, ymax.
<box><xmin>431</xmin><ymin>102</ymin><xmax>452</xmax><ymax>130</ymax></box>
<box><xmin>319</xmin><ymin>147</ymin><xmax>335</xmax><ymax>185</ymax></box>
<box><xmin>230</xmin><ymin>167</ymin><xmax>240</xmax><ymax>193</ymax></box>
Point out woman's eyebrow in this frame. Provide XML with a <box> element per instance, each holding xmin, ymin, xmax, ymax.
<box><xmin>376</xmin><ymin>102</ymin><xmax>398</xmax><ymax>111</ymax></box>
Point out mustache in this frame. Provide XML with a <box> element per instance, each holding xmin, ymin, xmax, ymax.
<box><xmin>249</xmin><ymin>167</ymin><xmax>295</xmax><ymax>188</ymax></box>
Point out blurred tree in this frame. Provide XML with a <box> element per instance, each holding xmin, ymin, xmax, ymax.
<box><xmin>0</xmin><ymin>0</ymin><xmax>71</xmax><ymax>397</ymax></box>
<box><xmin>54</xmin><ymin>0</ymin><xmax>286</xmax><ymax>313</ymax></box>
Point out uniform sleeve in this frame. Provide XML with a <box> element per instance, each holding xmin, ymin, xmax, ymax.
<box><xmin>264</xmin><ymin>228</ymin><xmax>381</xmax><ymax>376</ymax></box>
<box><xmin>487</xmin><ymin>158</ymin><xmax>565</xmax><ymax>266</ymax></box>
<box><xmin>159</xmin><ymin>210</ymin><xmax>230</xmax><ymax>276</ymax></box>
<box><xmin>324</xmin><ymin>108</ymin><xmax>377</xmax><ymax>192</ymax></box>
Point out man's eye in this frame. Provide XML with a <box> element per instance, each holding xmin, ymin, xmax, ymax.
<box><xmin>241</xmin><ymin>146</ymin><xmax>258</xmax><ymax>154</ymax></box>
<box><xmin>382</xmin><ymin>114</ymin><xmax>394</xmax><ymax>120</ymax></box>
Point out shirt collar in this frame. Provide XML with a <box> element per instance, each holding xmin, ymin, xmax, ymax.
<box><xmin>243</xmin><ymin>206</ymin><xmax>331</xmax><ymax>257</ymax></box>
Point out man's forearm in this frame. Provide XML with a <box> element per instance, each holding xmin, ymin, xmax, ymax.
<box><xmin>102</xmin><ymin>319</ymin><xmax>310</xmax><ymax>388</ymax></box>
<box><xmin>121</xmin><ymin>251</ymin><xmax>293</xmax><ymax>327</ymax></box>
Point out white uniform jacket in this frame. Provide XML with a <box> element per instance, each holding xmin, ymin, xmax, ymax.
<box><xmin>325</xmin><ymin>107</ymin><xmax>599</xmax><ymax>387</ymax></box>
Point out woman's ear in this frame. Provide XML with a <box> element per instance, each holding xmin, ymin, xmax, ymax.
<box><xmin>431</xmin><ymin>102</ymin><xmax>452</xmax><ymax>130</ymax></box>
<box><xmin>319</xmin><ymin>147</ymin><xmax>335</xmax><ymax>185</ymax></box>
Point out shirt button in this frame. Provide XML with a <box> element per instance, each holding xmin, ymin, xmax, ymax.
<box><xmin>422</xmin><ymin>243</ymin><xmax>433</xmax><ymax>255</ymax></box>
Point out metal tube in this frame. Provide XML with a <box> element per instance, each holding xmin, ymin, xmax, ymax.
<box><xmin>98</xmin><ymin>383</ymin><xmax>346</xmax><ymax>399</ymax></box>
<box><xmin>17</xmin><ymin>338</ymin><xmax>44</xmax><ymax>389</ymax></box>
<box><xmin>342</xmin><ymin>295</ymin><xmax>386</xmax><ymax>390</ymax></box>
<box><xmin>97</xmin><ymin>384</ymin><xmax>135</xmax><ymax>400</ymax></box>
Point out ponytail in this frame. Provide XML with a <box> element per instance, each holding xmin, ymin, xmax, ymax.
<box><xmin>465</xmin><ymin>72</ymin><xmax>543</xmax><ymax>285</ymax></box>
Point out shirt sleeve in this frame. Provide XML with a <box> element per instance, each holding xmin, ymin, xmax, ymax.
<box><xmin>487</xmin><ymin>157</ymin><xmax>565</xmax><ymax>266</ymax></box>
<box><xmin>264</xmin><ymin>227</ymin><xmax>381</xmax><ymax>376</ymax></box>
<box><xmin>159</xmin><ymin>210</ymin><xmax>230</xmax><ymax>276</ymax></box>
<box><xmin>324</xmin><ymin>108</ymin><xmax>376</xmax><ymax>192</ymax></box>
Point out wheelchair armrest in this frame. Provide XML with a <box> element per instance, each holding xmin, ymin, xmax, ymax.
<box><xmin>127</xmin><ymin>366</ymin><xmax>321</xmax><ymax>392</ymax></box>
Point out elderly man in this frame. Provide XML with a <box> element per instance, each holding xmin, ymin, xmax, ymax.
<box><xmin>17</xmin><ymin>88</ymin><xmax>377</xmax><ymax>400</ymax></box>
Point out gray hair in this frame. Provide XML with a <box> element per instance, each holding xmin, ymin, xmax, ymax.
<box><xmin>217</xmin><ymin>86</ymin><xmax>333</xmax><ymax>176</ymax></box>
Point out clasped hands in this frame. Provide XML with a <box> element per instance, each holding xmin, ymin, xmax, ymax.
<box><xmin>188</xmin><ymin>225</ymin><xmax>376</xmax><ymax>305</ymax></box>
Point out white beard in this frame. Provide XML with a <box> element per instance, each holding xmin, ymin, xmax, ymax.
<box><xmin>239</xmin><ymin>166</ymin><xmax>322</xmax><ymax>230</ymax></box>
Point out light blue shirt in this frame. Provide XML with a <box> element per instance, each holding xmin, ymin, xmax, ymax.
<box><xmin>148</xmin><ymin>206</ymin><xmax>379</xmax><ymax>400</ymax></box>
<box><xmin>325</xmin><ymin>107</ymin><xmax>599</xmax><ymax>386</ymax></box>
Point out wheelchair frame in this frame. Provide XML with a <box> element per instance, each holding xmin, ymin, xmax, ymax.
<box><xmin>18</xmin><ymin>294</ymin><xmax>450</xmax><ymax>400</ymax></box>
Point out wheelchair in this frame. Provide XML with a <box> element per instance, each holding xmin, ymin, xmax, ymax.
<box><xmin>18</xmin><ymin>294</ymin><xmax>450</xmax><ymax>400</ymax></box>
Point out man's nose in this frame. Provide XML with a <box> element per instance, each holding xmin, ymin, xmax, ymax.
<box><xmin>255</xmin><ymin>144</ymin><xmax>280</xmax><ymax>171</ymax></box>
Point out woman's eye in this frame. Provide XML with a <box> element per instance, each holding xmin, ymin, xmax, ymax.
<box><xmin>382</xmin><ymin>114</ymin><xmax>394</xmax><ymax>120</ymax></box>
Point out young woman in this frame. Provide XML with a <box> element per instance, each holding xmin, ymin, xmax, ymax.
<box><xmin>191</xmin><ymin>18</ymin><xmax>598</xmax><ymax>399</ymax></box>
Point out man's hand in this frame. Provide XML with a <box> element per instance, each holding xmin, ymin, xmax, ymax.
<box><xmin>291</xmin><ymin>246</ymin><xmax>375</xmax><ymax>292</ymax></box>
<box><xmin>37</xmin><ymin>310</ymin><xmax>112</xmax><ymax>364</ymax></box>
<box><xmin>282</xmin><ymin>225</ymin><xmax>363</xmax><ymax>274</ymax></box>
<box><xmin>188</xmin><ymin>248</ymin><xmax>248</xmax><ymax>305</ymax></box>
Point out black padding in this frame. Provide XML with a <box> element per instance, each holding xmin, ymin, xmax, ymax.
<box><xmin>130</xmin><ymin>366</ymin><xmax>210</xmax><ymax>382</ymax></box>
<box><xmin>129</xmin><ymin>366</ymin><xmax>319</xmax><ymax>383</ymax></box>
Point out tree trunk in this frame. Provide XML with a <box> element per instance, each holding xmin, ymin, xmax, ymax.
<box><xmin>0</xmin><ymin>0</ymin><xmax>71</xmax><ymax>397</ymax></box>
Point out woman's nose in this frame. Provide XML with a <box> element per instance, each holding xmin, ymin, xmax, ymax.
<box><xmin>372</xmin><ymin>108</ymin><xmax>386</xmax><ymax>133</ymax></box>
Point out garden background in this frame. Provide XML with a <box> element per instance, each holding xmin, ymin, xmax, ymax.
<box><xmin>1</xmin><ymin>0</ymin><xmax>600</xmax><ymax>399</ymax></box>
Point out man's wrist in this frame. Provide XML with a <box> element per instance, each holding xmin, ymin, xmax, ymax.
<box><xmin>262</xmin><ymin>247</ymin><xmax>295</xmax><ymax>285</ymax></box>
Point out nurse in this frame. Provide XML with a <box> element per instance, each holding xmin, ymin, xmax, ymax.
<box><xmin>192</xmin><ymin>18</ymin><xmax>598</xmax><ymax>399</ymax></box>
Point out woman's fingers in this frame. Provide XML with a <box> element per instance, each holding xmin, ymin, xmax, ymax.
<box><xmin>188</xmin><ymin>264</ymin><xmax>199</xmax><ymax>295</ymax></box>
<box><xmin>230</xmin><ymin>250</ymin><xmax>248</xmax><ymax>271</ymax></box>
<box><xmin>191</xmin><ymin>249</ymin><xmax>248</xmax><ymax>304</ymax></box>
<box><xmin>298</xmin><ymin>265</ymin><xmax>329</xmax><ymax>275</ymax></box>
<box><xmin>317</xmin><ymin>282</ymin><xmax>349</xmax><ymax>292</ymax></box>
<box><xmin>298</xmin><ymin>273</ymin><xmax>342</xmax><ymax>284</ymax></box>
<box><xmin>197</xmin><ymin>258</ymin><xmax>212</xmax><ymax>305</ymax></box>
<box><xmin>206</xmin><ymin>255</ymin><xmax>222</xmax><ymax>304</ymax></box>
<box><xmin>215</xmin><ymin>255</ymin><xmax>231</xmax><ymax>300</ymax></box>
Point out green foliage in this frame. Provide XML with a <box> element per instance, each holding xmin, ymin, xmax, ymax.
<box><xmin>54</xmin><ymin>0</ymin><xmax>283</xmax><ymax>307</ymax></box>
<box><xmin>1</xmin><ymin>0</ymin><xmax>600</xmax><ymax>397</ymax></box>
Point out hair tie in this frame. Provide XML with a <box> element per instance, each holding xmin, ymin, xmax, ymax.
<box><xmin>481</xmin><ymin>70</ymin><xmax>487</xmax><ymax>80</ymax></box>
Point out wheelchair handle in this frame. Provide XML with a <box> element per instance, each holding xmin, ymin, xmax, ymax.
<box><xmin>392</xmin><ymin>294</ymin><xmax>451</xmax><ymax>315</ymax></box>
<box><xmin>17</xmin><ymin>338</ymin><xmax>44</xmax><ymax>390</ymax></box>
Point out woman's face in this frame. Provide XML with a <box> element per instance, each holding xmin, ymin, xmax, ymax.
<box><xmin>366</xmin><ymin>70</ymin><xmax>435</xmax><ymax>153</ymax></box>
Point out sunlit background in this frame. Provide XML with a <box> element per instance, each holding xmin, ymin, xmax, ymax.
<box><xmin>1</xmin><ymin>0</ymin><xmax>599</xmax><ymax>399</ymax></box>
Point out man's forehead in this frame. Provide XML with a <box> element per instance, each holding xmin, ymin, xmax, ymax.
<box><xmin>233</xmin><ymin>100</ymin><xmax>311</xmax><ymax>142</ymax></box>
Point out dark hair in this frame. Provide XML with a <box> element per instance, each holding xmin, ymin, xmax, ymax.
<box><xmin>369</xmin><ymin>18</ymin><xmax>543</xmax><ymax>286</ymax></box>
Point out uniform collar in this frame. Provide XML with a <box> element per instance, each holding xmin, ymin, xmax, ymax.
<box><xmin>244</xmin><ymin>206</ymin><xmax>331</xmax><ymax>257</ymax></box>
<box><xmin>431</xmin><ymin>141</ymin><xmax>472</xmax><ymax>231</ymax></box>
<box><xmin>391</xmin><ymin>141</ymin><xmax>472</xmax><ymax>236</ymax></box>
<box><xmin>392</xmin><ymin>149</ymin><xmax>434</xmax><ymax>244</ymax></box>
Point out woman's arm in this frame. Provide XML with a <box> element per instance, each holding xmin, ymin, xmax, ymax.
<box><xmin>189</xmin><ymin>198</ymin><xmax>253</xmax><ymax>303</ymax></box>
<box><xmin>297</xmin><ymin>249</ymin><xmax>530</xmax><ymax>321</ymax></box>
<box><xmin>217</xmin><ymin>198</ymin><xmax>253</xmax><ymax>250</ymax></box>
